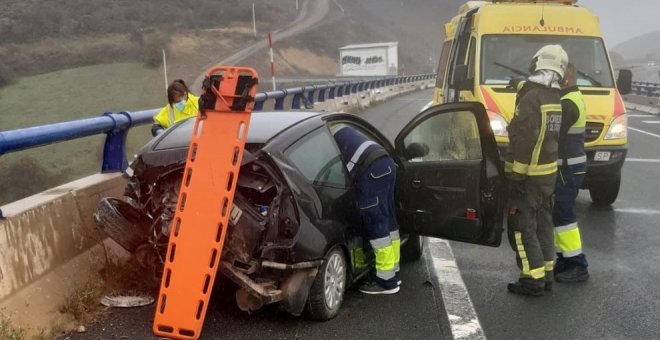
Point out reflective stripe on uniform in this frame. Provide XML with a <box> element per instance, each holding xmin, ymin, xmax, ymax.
<box><xmin>515</xmin><ymin>231</ymin><xmax>546</xmax><ymax>279</ymax></box>
<box><xmin>391</xmin><ymin>231</ymin><xmax>401</xmax><ymax>272</ymax></box>
<box><xmin>557</xmin><ymin>155</ymin><xmax>587</xmax><ymax>166</ymax></box>
<box><xmin>373</xmin><ymin>240</ymin><xmax>396</xmax><ymax>280</ymax></box>
<box><xmin>370</xmin><ymin>236</ymin><xmax>391</xmax><ymax>250</ymax></box>
<box><xmin>545</xmin><ymin>260</ymin><xmax>555</xmax><ymax>271</ymax></box>
<box><xmin>527</xmin><ymin>161</ymin><xmax>557</xmax><ymax>176</ymax></box>
<box><xmin>528</xmin><ymin>267</ymin><xmax>546</xmax><ymax>279</ymax></box>
<box><xmin>512</xmin><ymin>160</ymin><xmax>557</xmax><ymax>176</ymax></box>
<box><xmin>346</xmin><ymin>141</ymin><xmax>377</xmax><ymax>173</ymax></box>
<box><xmin>505</xmin><ymin>161</ymin><xmax>513</xmax><ymax>173</ymax></box>
<box><xmin>514</xmin><ymin>231</ymin><xmax>530</xmax><ymax>274</ymax></box>
<box><xmin>554</xmin><ymin>222</ymin><xmax>583</xmax><ymax>257</ymax></box>
<box><xmin>568</xmin><ymin>126</ymin><xmax>586</xmax><ymax>134</ymax></box>
<box><xmin>512</xmin><ymin>161</ymin><xmax>529</xmax><ymax>175</ymax></box>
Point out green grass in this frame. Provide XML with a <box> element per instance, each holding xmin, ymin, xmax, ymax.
<box><xmin>0</xmin><ymin>63</ymin><xmax>165</xmax><ymax>204</ymax></box>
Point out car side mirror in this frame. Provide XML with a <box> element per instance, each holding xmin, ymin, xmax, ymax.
<box><xmin>616</xmin><ymin>69</ymin><xmax>633</xmax><ymax>95</ymax></box>
<box><xmin>404</xmin><ymin>142</ymin><xmax>430</xmax><ymax>160</ymax></box>
<box><xmin>453</xmin><ymin>64</ymin><xmax>473</xmax><ymax>91</ymax></box>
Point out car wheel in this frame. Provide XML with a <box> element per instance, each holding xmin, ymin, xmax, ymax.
<box><xmin>304</xmin><ymin>247</ymin><xmax>346</xmax><ymax>320</ymax></box>
<box><xmin>94</xmin><ymin>198</ymin><xmax>151</xmax><ymax>252</ymax></box>
<box><xmin>588</xmin><ymin>176</ymin><xmax>620</xmax><ymax>206</ymax></box>
<box><xmin>402</xmin><ymin>233</ymin><xmax>424</xmax><ymax>262</ymax></box>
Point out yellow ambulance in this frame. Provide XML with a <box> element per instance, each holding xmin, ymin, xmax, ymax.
<box><xmin>433</xmin><ymin>0</ymin><xmax>632</xmax><ymax>205</ymax></box>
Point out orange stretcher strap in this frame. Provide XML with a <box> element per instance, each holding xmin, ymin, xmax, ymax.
<box><xmin>153</xmin><ymin>66</ymin><xmax>258</xmax><ymax>340</ymax></box>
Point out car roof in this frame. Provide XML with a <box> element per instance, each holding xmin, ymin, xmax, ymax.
<box><xmin>247</xmin><ymin>111</ymin><xmax>321</xmax><ymax>143</ymax></box>
<box><xmin>152</xmin><ymin>111</ymin><xmax>323</xmax><ymax>151</ymax></box>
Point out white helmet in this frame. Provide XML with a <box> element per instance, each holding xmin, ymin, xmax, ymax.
<box><xmin>532</xmin><ymin>45</ymin><xmax>569</xmax><ymax>78</ymax></box>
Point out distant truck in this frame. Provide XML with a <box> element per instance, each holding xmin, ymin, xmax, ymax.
<box><xmin>433</xmin><ymin>0</ymin><xmax>633</xmax><ymax>205</ymax></box>
<box><xmin>339</xmin><ymin>42</ymin><xmax>398</xmax><ymax>76</ymax></box>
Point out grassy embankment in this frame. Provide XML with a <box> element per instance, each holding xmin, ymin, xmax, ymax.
<box><xmin>0</xmin><ymin>63</ymin><xmax>164</xmax><ymax>205</ymax></box>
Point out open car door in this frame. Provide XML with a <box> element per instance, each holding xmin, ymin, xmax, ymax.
<box><xmin>394</xmin><ymin>102</ymin><xmax>504</xmax><ymax>247</ymax></box>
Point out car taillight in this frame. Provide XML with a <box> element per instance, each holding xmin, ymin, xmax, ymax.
<box><xmin>487</xmin><ymin>110</ymin><xmax>509</xmax><ymax>137</ymax></box>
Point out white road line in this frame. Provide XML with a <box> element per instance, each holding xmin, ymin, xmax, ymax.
<box><xmin>426</xmin><ymin>238</ymin><xmax>485</xmax><ymax>340</ymax></box>
<box><xmin>626</xmin><ymin>158</ymin><xmax>660</xmax><ymax>163</ymax></box>
<box><xmin>627</xmin><ymin>114</ymin><xmax>654</xmax><ymax>118</ymax></box>
<box><xmin>394</xmin><ymin>98</ymin><xmax>431</xmax><ymax>101</ymax></box>
<box><xmin>642</xmin><ymin>121</ymin><xmax>660</xmax><ymax>124</ymax></box>
<box><xmin>628</xmin><ymin>127</ymin><xmax>660</xmax><ymax>139</ymax></box>
<box><xmin>614</xmin><ymin>208</ymin><xmax>660</xmax><ymax>215</ymax></box>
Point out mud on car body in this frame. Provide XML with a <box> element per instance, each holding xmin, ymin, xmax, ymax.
<box><xmin>95</xmin><ymin>103</ymin><xmax>508</xmax><ymax>320</ymax></box>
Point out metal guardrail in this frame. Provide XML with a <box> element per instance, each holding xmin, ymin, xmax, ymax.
<box><xmin>632</xmin><ymin>81</ymin><xmax>660</xmax><ymax>97</ymax></box>
<box><xmin>0</xmin><ymin>74</ymin><xmax>435</xmax><ymax>172</ymax></box>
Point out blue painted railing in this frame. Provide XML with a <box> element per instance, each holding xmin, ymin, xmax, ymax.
<box><xmin>0</xmin><ymin>74</ymin><xmax>435</xmax><ymax>173</ymax></box>
<box><xmin>632</xmin><ymin>81</ymin><xmax>660</xmax><ymax>97</ymax></box>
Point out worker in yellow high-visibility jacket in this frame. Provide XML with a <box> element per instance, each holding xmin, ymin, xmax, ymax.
<box><xmin>152</xmin><ymin>79</ymin><xmax>199</xmax><ymax>136</ymax></box>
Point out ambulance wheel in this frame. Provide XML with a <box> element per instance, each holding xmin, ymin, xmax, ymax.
<box><xmin>304</xmin><ymin>247</ymin><xmax>346</xmax><ymax>320</ymax></box>
<box><xmin>589</xmin><ymin>177</ymin><xmax>620</xmax><ymax>206</ymax></box>
<box><xmin>402</xmin><ymin>233</ymin><xmax>423</xmax><ymax>262</ymax></box>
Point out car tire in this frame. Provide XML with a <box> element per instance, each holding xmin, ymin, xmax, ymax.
<box><xmin>588</xmin><ymin>176</ymin><xmax>620</xmax><ymax>206</ymax></box>
<box><xmin>402</xmin><ymin>233</ymin><xmax>424</xmax><ymax>262</ymax></box>
<box><xmin>94</xmin><ymin>198</ymin><xmax>151</xmax><ymax>252</ymax></box>
<box><xmin>304</xmin><ymin>247</ymin><xmax>346</xmax><ymax>321</ymax></box>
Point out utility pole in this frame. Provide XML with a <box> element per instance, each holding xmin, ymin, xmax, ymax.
<box><xmin>269</xmin><ymin>32</ymin><xmax>276</xmax><ymax>91</ymax></box>
<box><xmin>252</xmin><ymin>3</ymin><xmax>257</xmax><ymax>37</ymax></box>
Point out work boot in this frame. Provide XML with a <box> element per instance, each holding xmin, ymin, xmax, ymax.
<box><xmin>544</xmin><ymin>281</ymin><xmax>553</xmax><ymax>292</ymax></box>
<box><xmin>359</xmin><ymin>281</ymin><xmax>400</xmax><ymax>295</ymax></box>
<box><xmin>554</xmin><ymin>258</ymin><xmax>568</xmax><ymax>274</ymax></box>
<box><xmin>507</xmin><ymin>280</ymin><xmax>544</xmax><ymax>297</ymax></box>
<box><xmin>555</xmin><ymin>265</ymin><xmax>589</xmax><ymax>283</ymax></box>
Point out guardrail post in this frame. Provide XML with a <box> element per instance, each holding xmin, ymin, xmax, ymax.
<box><xmin>254</xmin><ymin>100</ymin><xmax>265</xmax><ymax>111</ymax></box>
<box><xmin>318</xmin><ymin>88</ymin><xmax>326</xmax><ymax>102</ymax></box>
<box><xmin>292</xmin><ymin>93</ymin><xmax>302</xmax><ymax>109</ymax></box>
<box><xmin>306</xmin><ymin>88</ymin><xmax>315</xmax><ymax>107</ymax></box>
<box><xmin>101</xmin><ymin>112</ymin><xmax>131</xmax><ymax>172</ymax></box>
<box><xmin>275</xmin><ymin>95</ymin><xmax>286</xmax><ymax>110</ymax></box>
<box><xmin>328</xmin><ymin>85</ymin><xmax>336</xmax><ymax>100</ymax></box>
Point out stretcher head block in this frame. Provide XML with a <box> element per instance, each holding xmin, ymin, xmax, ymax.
<box><xmin>153</xmin><ymin>67</ymin><xmax>258</xmax><ymax>339</ymax></box>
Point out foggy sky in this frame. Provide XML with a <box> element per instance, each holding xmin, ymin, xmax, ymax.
<box><xmin>579</xmin><ymin>0</ymin><xmax>660</xmax><ymax>47</ymax></box>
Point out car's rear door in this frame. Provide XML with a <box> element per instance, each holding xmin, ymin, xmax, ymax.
<box><xmin>394</xmin><ymin>102</ymin><xmax>504</xmax><ymax>246</ymax></box>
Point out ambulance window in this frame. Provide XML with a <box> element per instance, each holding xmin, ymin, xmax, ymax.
<box><xmin>467</xmin><ymin>37</ymin><xmax>477</xmax><ymax>81</ymax></box>
<box><xmin>448</xmin><ymin>12</ymin><xmax>474</xmax><ymax>88</ymax></box>
<box><xmin>435</xmin><ymin>40</ymin><xmax>452</xmax><ymax>88</ymax></box>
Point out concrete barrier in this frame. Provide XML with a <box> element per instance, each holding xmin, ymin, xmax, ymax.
<box><xmin>0</xmin><ymin>80</ymin><xmax>432</xmax><ymax>332</ymax></box>
<box><xmin>624</xmin><ymin>94</ymin><xmax>660</xmax><ymax>115</ymax></box>
<box><xmin>0</xmin><ymin>173</ymin><xmax>128</xmax><ymax>332</ymax></box>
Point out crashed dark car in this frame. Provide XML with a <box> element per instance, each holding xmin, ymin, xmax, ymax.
<box><xmin>95</xmin><ymin>103</ymin><xmax>506</xmax><ymax>320</ymax></box>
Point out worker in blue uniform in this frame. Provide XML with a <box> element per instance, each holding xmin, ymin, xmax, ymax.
<box><xmin>553</xmin><ymin>63</ymin><xmax>590</xmax><ymax>283</ymax></box>
<box><xmin>332</xmin><ymin>124</ymin><xmax>400</xmax><ymax>295</ymax></box>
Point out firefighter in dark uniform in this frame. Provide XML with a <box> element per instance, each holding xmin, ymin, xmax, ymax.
<box><xmin>554</xmin><ymin>63</ymin><xmax>590</xmax><ymax>282</ymax></box>
<box><xmin>505</xmin><ymin>45</ymin><xmax>568</xmax><ymax>296</ymax></box>
<box><xmin>332</xmin><ymin>124</ymin><xmax>400</xmax><ymax>295</ymax></box>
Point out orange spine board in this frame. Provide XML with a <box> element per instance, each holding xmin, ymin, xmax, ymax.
<box><xmin>153</xmin><ymin>67</ymin><xmax>258</xmax><ymax>339</ymax></box>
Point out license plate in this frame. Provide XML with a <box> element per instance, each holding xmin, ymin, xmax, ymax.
<box><xmin>594</xmin><ymin>151</ymin><xmax>611</xmax><ymax>161</ymax></box>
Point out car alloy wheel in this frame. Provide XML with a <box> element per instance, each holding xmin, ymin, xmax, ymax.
<box><xmin>324</xmin><ymin>251</ymin><xmax>346</xmax><ymax>309</ymax></box>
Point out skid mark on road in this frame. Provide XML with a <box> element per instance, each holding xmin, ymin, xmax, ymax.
<box><xmin>426</xmin><ymin>238</ymin><xmax>485</xmax><ymax>340</ymax></box>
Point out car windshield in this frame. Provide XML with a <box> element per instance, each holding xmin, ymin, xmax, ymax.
<box><xmin>481</xmin><ymin>35</ymin><xmax>614</xmax><ymax>87</ymax></box>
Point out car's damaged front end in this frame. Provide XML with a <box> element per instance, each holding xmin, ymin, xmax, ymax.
<box><xmin>94</xmin><ymin>119</ymin><xmax>327</xmax><ymax>317</ymax></box>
